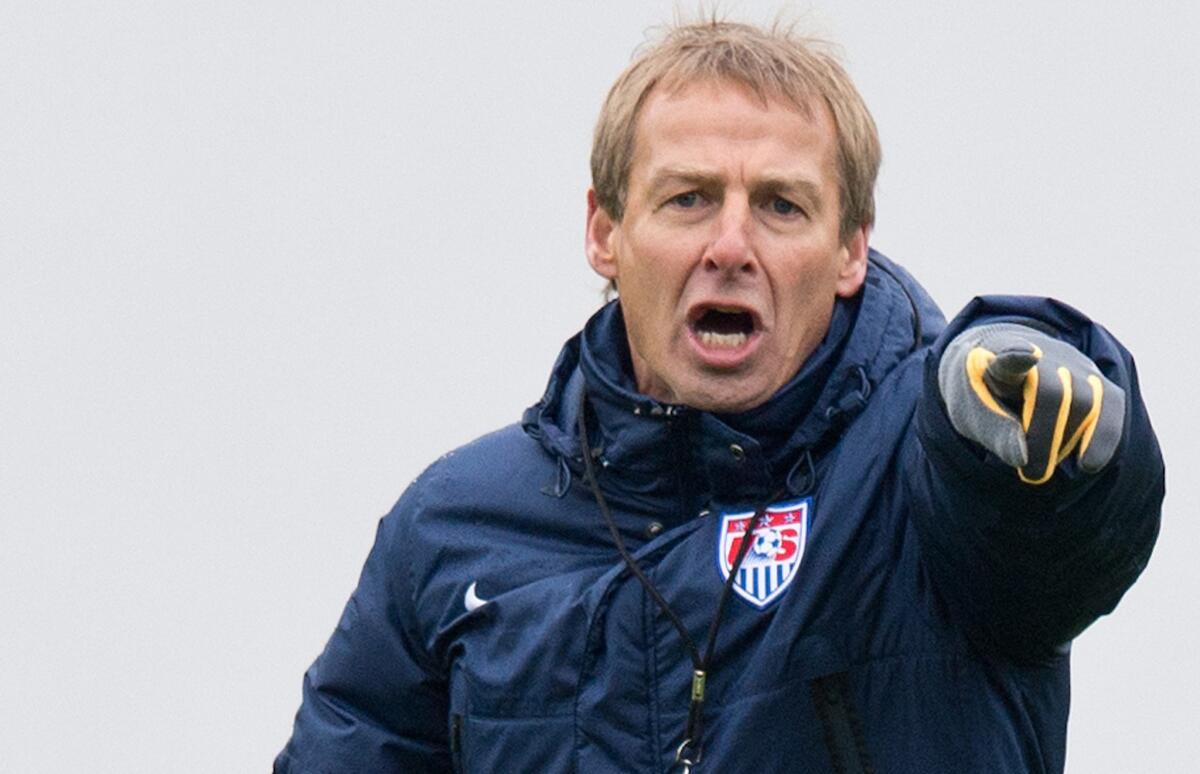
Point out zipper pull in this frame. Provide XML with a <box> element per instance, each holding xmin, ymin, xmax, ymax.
<box><xmin>675</xmin><ymin>669</ymin><xmax>707</xmax><ymax>772</ymax></box>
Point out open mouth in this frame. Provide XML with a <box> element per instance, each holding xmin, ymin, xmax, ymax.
<box><xmin>690</xmin><ymin>306</ymin><xmax>757</xmax><ymax>349</ymax></box>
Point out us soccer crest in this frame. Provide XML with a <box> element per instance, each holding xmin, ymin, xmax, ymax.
<box><xmin>717</xmin><ymin>498</ymin><xmax>810</xmax><ymax>608</ymax></box>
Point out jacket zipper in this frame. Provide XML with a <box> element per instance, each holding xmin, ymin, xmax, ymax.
<box><xmin>449</xmin><ymin>713</ymin><xmax>465</xmax><ymax>773</ymax></box>
<box><xmin>811</xmin><ymin>672</ymin><xmax>876</xmax><ymax>774</ymax></box>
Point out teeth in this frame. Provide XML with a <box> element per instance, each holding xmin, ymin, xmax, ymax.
<box><xmin>699</xmin><ymin>330</ymin><xmax>748</xmax><ymax>349</ymax></box>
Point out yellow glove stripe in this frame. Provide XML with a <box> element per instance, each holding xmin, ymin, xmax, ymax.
<box><xmin>1078</xmin><ymin>374</ymin><xmax>1104</xmax><ymax>458</ymax></box>
<box><xmin>1021</xmin><ymin>357</ymin><xmax>1040</xmax><ymax>431</ymax></box>
<box><xmin>1018</xmin><ymin>469</ymin><xmax>1045</xmax><ymax>485</ymax></box>
<box><xmin>1018</xmin><ymin>365</ymin><xmax>1073</xmax><ymax>485</ymax></box>
<box><xmin>966</xmin><ymin>347</ymin><xmax>1009</xmax><ymax>419</ymax></box>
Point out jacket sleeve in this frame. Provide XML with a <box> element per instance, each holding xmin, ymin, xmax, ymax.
<box><xmin>275</xmin><ymin>487</ymin><xmax>451</xmax><ymax>773</ymax></box>
<box><xmin>904</xmin><ymin>295</ymin><xmax>1164</xmax><ymax>662</ymax></box>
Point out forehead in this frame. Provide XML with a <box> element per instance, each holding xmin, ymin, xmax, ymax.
<box><xmin>628</xmin><ymin>78</ymin><xmax>838</xmax><ymax>184</ymax></box>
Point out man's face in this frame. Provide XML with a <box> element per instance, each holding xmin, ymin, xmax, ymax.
<box><xmin>586</xmin><ymin>79</ymin><xmax>868</xmax><ymax>413</ymax></box>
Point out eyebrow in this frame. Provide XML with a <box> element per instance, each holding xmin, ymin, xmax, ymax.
<box><xmin>758</xmin><ymin>176</ymin><xmax>824</xmax><ymax>214</ymax></box>
<box><xmin>644</xmin><ymin>167</ymin><xmax>724</xmax><ymax>197</ymax></box>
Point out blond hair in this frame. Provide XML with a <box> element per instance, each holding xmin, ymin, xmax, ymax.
<box><xmin>591</xmin><ymin>19</ymin><xmax>880</xmax><ymax>243</ymax></box>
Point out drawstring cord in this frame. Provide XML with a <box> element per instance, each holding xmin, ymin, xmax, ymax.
<box><xmin>576</xmin><ymin>388</ymin><xmax>782</xmax><ymax>772</ymax></box>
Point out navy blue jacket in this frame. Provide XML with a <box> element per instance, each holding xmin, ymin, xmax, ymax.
<box><xmin>276</xmin><ymin>252</ymin><xmax>1162</xmax><ymax>773</ymax></box>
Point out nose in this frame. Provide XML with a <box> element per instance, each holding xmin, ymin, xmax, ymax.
<box><xmin>703</xmin><ymin>197</ymin><xmax>756</xmax><ymax>276</ymax></box>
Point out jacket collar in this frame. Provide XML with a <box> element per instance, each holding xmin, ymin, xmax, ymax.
<box><xmin>522</xmin><ymin>250</ymin><xmax>944</xmax><ymax>518</ymax></box>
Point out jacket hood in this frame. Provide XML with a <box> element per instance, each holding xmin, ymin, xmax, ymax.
<box><xmin>522</xmin><ymin>249</ymin><xmax>945</xmax><ymax>518</ymax></box>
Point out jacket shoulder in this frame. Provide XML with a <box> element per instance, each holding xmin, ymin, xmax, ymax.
<box><xmin>387</xmin><ymin>423</ymin><xmax>557</xmax><ymax>526</ymax></box>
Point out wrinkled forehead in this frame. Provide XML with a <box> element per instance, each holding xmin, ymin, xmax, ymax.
<box><xmin>628</xmin><ymin>77</ymin><xmax>837</xmax><ymax>177</ymax></box>
<box><xmin>629</xmin><ymin>76</ymin><xmax>829</xmax><ymax>166</ymax></box>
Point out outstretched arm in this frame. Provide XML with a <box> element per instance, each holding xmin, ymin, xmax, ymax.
<box><xmin>905</xmin><ymin>295</ymin><xmax>1164</xmax><ymax>661</ymax></box>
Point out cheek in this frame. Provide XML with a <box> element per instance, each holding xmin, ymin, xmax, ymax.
<box><xmin>618</xmin><ymin>238</ymin><xmax>690</xmax><ymax>302</ymax></box>
<box><xmin>625</xmin><ymin>294</ymin><xmax>675</xmax><ymax>349</ymax></box>
<box><xmin>624</xmin><ymin>219</ymin><xmax>702</xmax><ymax>269</ymax></box>
<box><xmin>771</xmin><ymin>254</ymin><xmax>843</xmax><ymax>324</ymax></box>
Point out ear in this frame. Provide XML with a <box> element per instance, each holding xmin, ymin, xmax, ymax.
<box><xmin>586</xmin><ymin>188</ymin><xmax>620</xmax><ymax>281</ymax></box>
<box><xmin>835</xmin><ymin>225</ymin><xmax>869</xmax><ymax>298</ymax></box>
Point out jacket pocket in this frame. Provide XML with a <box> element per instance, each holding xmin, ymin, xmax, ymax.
<box><xmin>810</xmin><ymin>671</ymin><xmax>876</xmax><ymax>774</ymax></box>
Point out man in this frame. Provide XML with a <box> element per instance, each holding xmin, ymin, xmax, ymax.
<box><xmin>277</xmin><ymin>20</ymin><xmax>1162</xmax><ymax>773</ymax></box>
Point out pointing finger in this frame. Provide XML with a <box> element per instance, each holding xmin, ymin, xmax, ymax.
<box><xmin>986</xmin><ymin>347</ymin><xmax>1039</xmax><ymax>386</ymax></box>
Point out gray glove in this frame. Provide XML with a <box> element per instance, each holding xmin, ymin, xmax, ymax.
<box><xmin>938</xmin><ymin>323</ymin><xmax>1125</xmax><ymax>484</ymax></box>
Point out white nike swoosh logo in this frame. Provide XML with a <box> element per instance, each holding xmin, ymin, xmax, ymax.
<box><xmin>464</xmin><ymin>581</ymin><xmax>489</xmax><ymax>612</ymax></box>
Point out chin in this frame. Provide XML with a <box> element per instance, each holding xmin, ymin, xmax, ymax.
<box><xmin>676</xmin><ymin>380</ymin><xmax>771</xmax><ymax>414</ymax></box>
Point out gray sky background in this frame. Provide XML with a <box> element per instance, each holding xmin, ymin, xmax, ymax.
<box><xmin>2</xmin><ymin>2</ymin><xmax>1197</xmax><ymax>771</ymax></box>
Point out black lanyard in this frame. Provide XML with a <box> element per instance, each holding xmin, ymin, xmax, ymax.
<box><xmin>577</xmin><ymin>389</ymin><xmax>779</xmax><ymax>772</ymax></box>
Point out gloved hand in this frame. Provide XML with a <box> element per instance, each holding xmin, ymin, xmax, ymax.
<box><xmin>938</xmin><ymin>323</ymin><xmax>1125</xmax><ymax>484</ymax></box>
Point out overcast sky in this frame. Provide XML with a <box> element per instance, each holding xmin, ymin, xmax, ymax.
<box><xmin>2</xmin><ymin>2</ymin><xmax>1197</xmax><ymax>771</ymax></box>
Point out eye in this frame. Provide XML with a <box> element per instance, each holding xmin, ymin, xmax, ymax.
<box><xmin>670</xmin><ymin>191</ymin><xmax>701</xmax><ymax>208</ymax></box>
<box><xmin>769</xmin><ymin>196</ymin><xmax>803</xmax><ymax>216</ymax></box>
